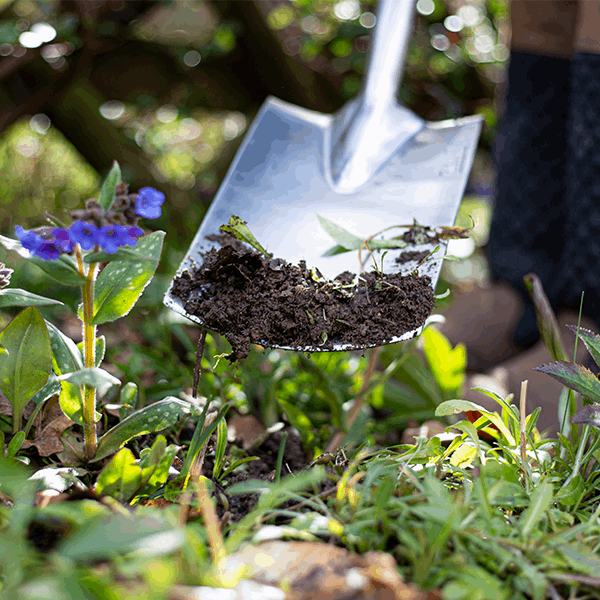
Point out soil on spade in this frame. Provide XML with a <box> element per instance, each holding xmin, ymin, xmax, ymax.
<box><xmin>170</xmin><ymin>235</ymin><xmax>435</xmax><ymax>361</ymax></box>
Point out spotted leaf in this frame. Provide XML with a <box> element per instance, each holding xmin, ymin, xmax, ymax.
<box><xmin>91</xmin><ymin>231</ymin><xmax>164</xmax><ymax>325</ymax></box>
<box><xmin>93</xmin><ymin>397</ymin><xmax>196</xmax><ymax>461</ymax></box>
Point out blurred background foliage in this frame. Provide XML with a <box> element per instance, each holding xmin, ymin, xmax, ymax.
<box><xmin>0</xmin><ymin>0</ymin><xmax>506</xmax><ymax>300</ymax></box>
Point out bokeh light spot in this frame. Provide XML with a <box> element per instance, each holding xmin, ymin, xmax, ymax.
<box><xmin>30</xmin><ymin>114</ymin><xmax>51</xmax><ymax>135</ymax></box>
<box><xmin>99</xmin><ymin>101</ymin><xmax>126</xmax><ymax>120</ymax></box>
<box><xmin>416</xmin><ymin>0</ymin><xmax>435</xmax><ymax>16</ymax></box>
<box><xmin>156</xmin><ymin>105</ymin><xmax>178</xmax><ymax>124</ymax></box>
<box><xmin>183</xmin><ymin>50</ymin><xmax>201</xmax><ymax>67</ymax></box>
<box><xmin>334</xmin><ymin>0</ymin><xmax>360</xmax><ymax>21</ymax></box>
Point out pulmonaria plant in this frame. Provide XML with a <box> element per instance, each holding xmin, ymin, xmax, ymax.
<box><xmin>0</xmin><ymin>162</ymin><xmax>194</xmax><ymax>463</ymax></box>
<box><xmin>14</xmin><ymin>185</ymin><xmax>161</xmax><ymax>260</ymax></box>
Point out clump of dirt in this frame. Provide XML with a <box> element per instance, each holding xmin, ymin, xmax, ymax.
<box><xmin>395</xmin><ymin>250</ymin><xmax>431</xmax><ymax>265</ymax></box>
<box><xmin>171</xmin><ymin>238</ymin><xmax>434</xmax><ymax>361</ymax></box>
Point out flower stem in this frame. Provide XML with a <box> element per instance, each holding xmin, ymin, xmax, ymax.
<box><xmin>77</xmin><ymin>246</ymin><xmax>98</xmax><ymax>460</ymax></box>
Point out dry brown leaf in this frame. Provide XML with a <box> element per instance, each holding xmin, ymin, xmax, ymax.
<box><xmin>223</xmin><ymin>540</ymin><xmax>429</xmax><ymax>600</ymax></box>
<box><xmin>22</xmin><ymin>398</ymin><xmax>74</xmax><ymax>456</ymax></box>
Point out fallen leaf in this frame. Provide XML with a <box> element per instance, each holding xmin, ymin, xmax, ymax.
<box><xmin>216</xmin><ymin>541</ymin><xmax>430</xmax><ymax>600</ymax></box>
<box><xmin>22</xmin><ymin>398</ymin><xmax>74</xmax><ymax>456</ymax></box>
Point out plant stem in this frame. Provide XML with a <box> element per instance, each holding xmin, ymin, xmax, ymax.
<box><xmin>325</xmin><ymin>347</ymin><xmax>381</xmax><ymax>453</ymax></box>
<box><xmin>562</xmin><ymin>424</ymin><xmax>591</xmax><ymax>490</ymax></box>
<box><xmin>77</xmin><ymin>246</ymin><xmax>98</xmax><ymax>460</ymax></box>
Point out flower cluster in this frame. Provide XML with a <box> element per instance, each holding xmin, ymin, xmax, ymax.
<box><xmin>16</xmin><ymin>186</ymin><xmax>165</xmax><ymax>261</ymax></box>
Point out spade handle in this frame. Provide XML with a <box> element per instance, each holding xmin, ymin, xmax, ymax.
<box><xmin>362</xmin><ymin>0</ymin><xmax>416</xmax><ymax>111</ymax></box>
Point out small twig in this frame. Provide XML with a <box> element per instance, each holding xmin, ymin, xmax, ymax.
<box><xmin>192</xmin><ymin>327</ymin><xmax>207</xmax><ymax>399</ymax></box>
<box><xmin>325</xmin><ymin>347</ymin><xmax>381</xmax><ymax>453</ymax></box>
<box><xmin>520</xmin><ymin>380</ymin><xmax>528</xmax><ymax>462</ymax></box>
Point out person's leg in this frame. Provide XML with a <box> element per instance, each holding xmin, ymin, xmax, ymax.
<box><xmin>487</xmin><ymin>1</ymin><xmax>578</xmax><ymax>348</ymax></box>
<box><xmin>552</xmin><ymin>3</ymin><xmax>600</xmax><ymax>327</ymax></box>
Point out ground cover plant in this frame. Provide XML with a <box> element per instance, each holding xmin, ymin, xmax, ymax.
<box><xmin>2</xmin><ymin>176</ymin><xmax>600</xmax><ymax>599</ymax></box>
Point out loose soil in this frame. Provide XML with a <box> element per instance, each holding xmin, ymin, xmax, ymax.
<box><xmin>171</xmin><ymin>235</ymin><xmax>434</xmax><ymax>361</ymax></box>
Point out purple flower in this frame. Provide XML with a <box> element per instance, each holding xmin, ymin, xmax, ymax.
<box><xmin>52</xmin><ymin>228</ymin><xmax>74</xmax><ymax>253</ymax></box>
<box><xmin>98</xmin><ymin>225</ymin><xmax>129</xmax><ymax>254</ymax></box>
<box><xmin>135</xmin><ymin>187</ymin><xmax>165</xmax><ymax>219</ymax></box>
<box><xmin>15</xmin><ymin>226</ymin><xmax>61</xmax><ymax>260</ymax></box>
<box><xmin>15</xmin><ymin>225</ymin><xmax>44</xmax><ymax>254</ymax></box>
<box><xmin>125</xmin><ymin>226</ymin><xmax>144</xmax><ymax>245</ymax></box>
<box><xmin>36</xmin><ymin>241</ymin><xmax>61</xmax><ymax>261</ymax></box>
<box><xmin>68</xmin><ymin>221</ymin><xmax>99</xmax><ymax>251</ymax></box>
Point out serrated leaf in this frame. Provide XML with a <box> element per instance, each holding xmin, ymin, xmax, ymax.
<box><xmin>220</xmin><ymin>215</ymin><xmax>270</xmax><ymax>256</ymax></box>
<box><xmin>98</xmin><ymin>161</ymin><xmax>121</xmax><ymax>212</ymax></box>
<box><xmin>572</xmin><ymin>404</ymin><xmax>600</xmax><ymax>428</ymax></box>
<box><xmin>90</xmin><ymin>231</ymin><xmax>164</xmax><ymax>325</ymax></box>
<box><xmin>93</xmin><ymin>397</ymin><xmax>195</xmax><ymax>461</ymax></box>
<box><xmin>0</xmin><ymin>289</ymin><xmax>62</xmax><ymax>309</ymax></box>
<box><xmin>58</xmin><ymin>367</ymin><xmax>120</xmax><ymax>398</ymax></box>
<box><xmin>567</xmin><ymin>325</ymin><xmax>600</xmax><ymax>371</ymax></box>
<box><xmin>0</xmin><ymin>307</ymin><xmax>52</xmax><ymax>430</ymax></box>
<box><xmin>533</xmin><ymin>361</ymin><xmax>600</xmax><ymax>403</ymax></box>
<box><xmin>0</xmin><ymin>235</ymin><xmax>86</xmax><ymax>287</ymax></box>
<box><xmin>524</xmin><ymin>273</ymin><xmax>568</xmax><ymax>362</ymax></box>
<box><xmin>95</xmin><ymin>448</ymin><xmax>142</xmax><ymax>503</ymax></box>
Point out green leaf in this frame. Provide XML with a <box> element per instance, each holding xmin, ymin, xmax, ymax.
<box><xmin>519</xmin><ymin>481</ymin><xmax>553</xmax><ymax>538</ymax></box>
<box><xmin>139</xmin><ymin>438</ymin><xmax>179</xmax><ymax>493</ymax></box>
<box><xmin>57</xmin><ymin>512</ymin><xmax>178</xmax><ymax>561</ymax></box>
<box><xmin>317</xmin><ymin>215</ymin><xmax>364</xmax><ymax>251</ymax></box>
<box><xmin>46</xmin><ymin>322</ymin><xmax>83</xmax><ymax>374</ymax></box>
<box><xmin>84</xmin><ymin>246</ymin><xmax>156</xmax><ymax>265</ymax></box>
<box><xmin>95</xmin><ymin>448</ymin><xmax>142</xmax><ymax>503</ymax></box>
<box><xmin>58</xmin><ymin>367</ymin><xmax>120</xmax><ymax>398</ymax></box>
<box><xmin>533</xmin><ymin>361</ymin><xmax>600</xmax><ymax>403</ymax></box>
<box><xmin>524</xmin><ymin>273</ymin><xmax>569</xmax><ymax>362</ymax></box>
<box><xmin>0</xmin><ymin>288</ymin><xmax>63</xmax><ymax>308</ymax></box>
<box><xmin>90</xmin><ymin>231</ymin><xmax>164</xmax><ymax>325</ymax></box>
<box><xmin>212</xmin><ymin>417</ymin><xmax>228</xmax><ymax>481</ymax></box>
<box><xmin>567</xmin><ymin>325</ymin><xmax>600</xmax><ymax>371</ymax></box>
<box><xmin>46</xmin><ymin>321</ymin><xmax>86</xmax><ymax>426</ymax></box>
<box><xmin>422</xmin><ymin>327</ymin><xmax>466</xmax><ymax>395</ymax></box>
<box><xmin>435</xmin><ymin>399</ymin><xmax>489</xmax><ymax>417</ymax></box>
<box><xmin>7</xmin><ymin>431</ymin><xmax>25</xmax><ymax>458</ymax></box>
<box><xmin>555</xmin><ymin>473</ymin><xmax>584</xmax><ymax>506</ymax></box>
<box><xmin>219</xmin><ymin>215</ymin><xmax>271</xmax><ymax>257</ymax></box>
<box><xmin>98</xmin><ymin>160</ymin><xmax>121</xmax><ymax>212</ymax></box>
<box><xmin>317</xmin><ymin>215</ymin><xmax>409</xmax><ymax>255</ymax></box>
<box><xmin>0</xmin><ymin>307</ymin><xmax>52</xmax><ymax>430</ymax></box>
<box><xmin>219</xmin><ymin>456</ymin><xmax>260</xmax><ymax>480</ymax></box>
<box><xmin>278</xmin><ymin>398</ymin><xmax>314</xmax><ymax>446</ymax></box>
<box><xmin>93</xmin><ymin>397</ymin><xmax>196</xmax><ymax>461</ymax></box>
<box><xmin>0</xmin><ymin>235</ymin><xmax>86</xmax><ymax>287</ymax></box>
